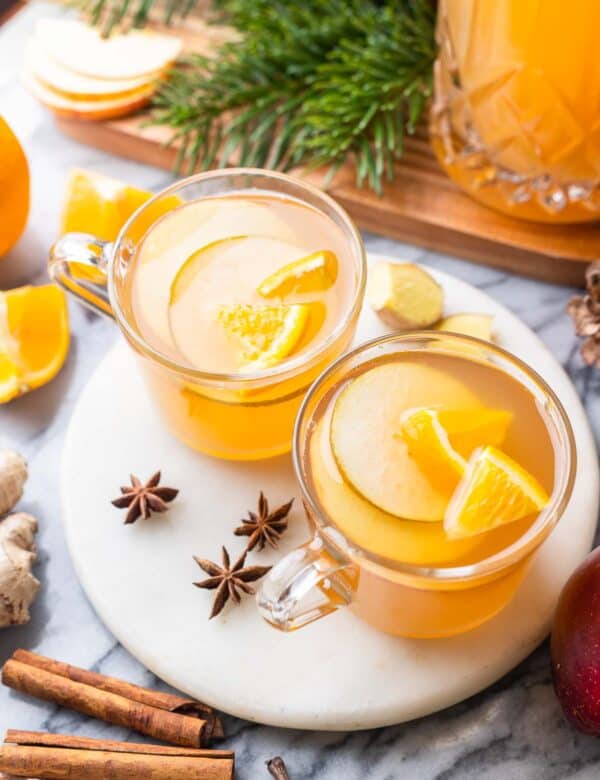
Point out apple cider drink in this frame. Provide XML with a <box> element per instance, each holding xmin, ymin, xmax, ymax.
<box><xmin>123</xmin><ymin>189</ymin><xmax>362</xmax><ymax>459</ymax></box>
<box><xmin>299</xmin><ymin>337</ymin><xmax>568</xmax><ymax>638</ymax></box>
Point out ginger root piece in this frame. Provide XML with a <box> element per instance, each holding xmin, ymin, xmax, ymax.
<box><xmin>367</xmin><ymin>262</ymin><xmax>443</xmax><ymax>330</ymax></box>
<box><xmin>437</xmin><ymin>313</ymin><xmax>494</xmax><ymax>342</ymax></box>
<box><xmin>0</xmin><ymin>451</ymin><xmax>27</xmax><ymax>517</ymax></box>
<box><xmin>0</xmin><ymin>513</ymin><xmax>39</xmax><ymax>628</ymax></box>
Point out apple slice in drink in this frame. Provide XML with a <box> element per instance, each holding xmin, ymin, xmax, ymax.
<box><xmin>330</xmin><ymin>361</ymin><xmax>481</xmax><ymax>521</ymax></box>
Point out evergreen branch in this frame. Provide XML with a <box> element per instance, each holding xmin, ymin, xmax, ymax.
<box><xmin>69</xmin><ymin>0</ymin><xmax>202</xmax><ymax>35</ymax></box>
<box><xmin>151</xmin><ymin>0</ymin><xmax>437</xmax><ymax>193</ymax></box>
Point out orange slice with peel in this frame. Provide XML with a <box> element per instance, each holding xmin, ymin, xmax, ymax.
<box><xmin>398</xmin><ymin>406</ymin><xmax>513</xmax><ymax>490</ymax></box>
<box><xmin>60</xmin><ymin>169</ymin><xmax>182</xmax><ymax>244</ymax></box>
<box><xmin>257</xmin><ymin>249</ymin><xmax>338</xmax><ymax>298</ymax></box>
<box><xmin>0</xmin><ymin>285</ymin><xmax>69</xmax><ymax>402</ymax></box>
<box><xmin>398</xmin><ymin>408</ymin><xmax>467</xmax><ymax>492</ymax></box>
<box><xmin>437</xmin><ymin>408</ymin><xmax>512</xmax><ymax>458</ymax></box>
<box><xmin>216</xmin><ymin>303</ymin><xmax>310</xmax><ymax>370</ymax></box>
<box><xmin>444</xmin><ymin>445</ymin><xmax>549</xmax><ymax>539</ymax></box>
<box><xmin>60</xmin><ymin>169</ymin><xmax>152</xmax><ymax>242</ymax></box>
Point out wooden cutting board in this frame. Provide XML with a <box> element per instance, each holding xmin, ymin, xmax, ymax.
<box><xmin>51</xmin><ymin>19</ymin><xmax>600</xmax><ymax>287</ymax></box>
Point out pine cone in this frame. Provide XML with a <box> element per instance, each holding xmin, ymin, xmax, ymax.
<box><xmin>567</xmin><ymin>261</ymin><xmax>600</xmax><ymax>368</ymax></box>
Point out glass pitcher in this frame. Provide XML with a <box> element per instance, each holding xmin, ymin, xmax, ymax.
<box><xmin>431</xmin><ymin>0</ymin><xmax>600</xmax><ymax>223</ymax></box>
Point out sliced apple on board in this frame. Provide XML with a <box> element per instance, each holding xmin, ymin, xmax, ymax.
<box><xmin>436</xmin><ymin>313</ymin><xmax>494</xmax><ymax>341</ymax></box>
<box><xmin>330</xmin><ymin>362</ymin><xmax>481</xmax><ymax>521</ymax></box>
<box><xmin>24</xmin><ymin>41</ymin><xmax>161</xmax><ymax>101</ymax></box>
<box><xmin>24</xmin><ymin>19</ymin><xmax>182</xmax><ymax>121</ymax></box>
<box><xmin>367</xmin><ymin>262</ymin><xmax>443</xmax><ymax>329</ymax></box>
<box><xmin>33</xmin><ymin>19</ymin><xmax>182</xmax><ymax>81</ymax></box>
<box><xmin>23</xmin><ymin>74</ymin><xmax>156</xmax><ymax>121</ymax></box>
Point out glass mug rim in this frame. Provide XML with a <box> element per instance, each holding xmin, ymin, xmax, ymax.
<box><xmin>292</xmin><ymin>331</ymin><xmax>577</xmax><ymax>583</ymax></box>
<box><xmin>106</xmin><ymin>167</ymin><xmax>367</xmax><ymax>385</ymax></box>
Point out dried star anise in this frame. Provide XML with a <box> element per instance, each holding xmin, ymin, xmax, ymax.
<box><xmin>193</xmin><ymin>546</ymin><xmax>271</xmax><ymax>619</ymax></box>
<box><xmin>111</xmin><ymin>471</ymin><xmax>178</xmax><ymax>524</ymax></box>
<box><xmin>267</xmin><ymin>757</ymin><xmax>290</xmax><ymax>779</ymax></box>
<box><xmin>234</xmin><ymin>492</ymin><xmax>294</xmax><ymax>552</ymax></box>
<box><xmin>567</xmin><ymin>261</ymin><xmax>600</xmax><ymax>368</ymax></box>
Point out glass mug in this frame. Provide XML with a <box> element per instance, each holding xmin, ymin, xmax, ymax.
<box><xmin>49</xmin><ymin>169</ymin><xmax>366</xmax><ymax>461</ymax></box>
<box><xmin>431</xmin><ymin>0</ymin><xmax>600</xmax><ymax>223</ymax></box>
<box><xmin>258</xmin><ymin>333</ymin><xmax>576</xmax><ymax>638</ymax></box>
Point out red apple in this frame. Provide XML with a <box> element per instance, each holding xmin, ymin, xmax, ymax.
<box><xmin>551</xmin><ymin>546</ymin><xmax>600</xmax><ymax>734</ymax></box>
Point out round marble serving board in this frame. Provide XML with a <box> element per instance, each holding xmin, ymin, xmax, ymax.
<box><xmin>62</xmin><ymin>254</ymin><xmax>599</xmax><ymax>731</ymax></box>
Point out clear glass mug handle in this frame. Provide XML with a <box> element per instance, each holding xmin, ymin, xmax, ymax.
<box><xmin>257</xmin><ymin>535</ymin><xmax>359</xmax><ymax>631</ymax></box>
<box><xmin>48</xmin><ymin>233</ymin><xmax>114</xmax><ymax>318</ymax></box>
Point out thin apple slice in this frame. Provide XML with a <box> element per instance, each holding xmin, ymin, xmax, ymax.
<box><xmin>330</xmin><ymin>361</ymin><xmax>481</xmax><ymax>521</ymax></box>
<box><xmin>24</xmin><ymin>72</ymin><xmax>155</xmax><ymax>121</ymax></box>
<box><xmin>35</xmin><ymin>19</ymin><xmax>182</xmax><ymax>81</ymax></box>
<box><xmin>311</xmin><ymin>416</ymin><xmax>483</xmax><ymax>565</ymax></box>
<box><xmin>437</xmin><ymin>313</ymin><xmax>494</xmax><ymax>341</ymax></box>
<box><xmin>25</xmin><ymin>41</ymin><xmax>160</xmax><ymax>100</ymax></box>
<box><xmin>169</xmin><ymin>236</ymin><xmax>249</xmax><ymax>306</ymax></box>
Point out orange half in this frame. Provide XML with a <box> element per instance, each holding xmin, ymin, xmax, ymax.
<box><xmin>0</xmin><ymin>285</ymin><xmax>70</xmax><ymax>402</ymax></box>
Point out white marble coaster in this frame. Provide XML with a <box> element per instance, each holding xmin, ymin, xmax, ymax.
<box><xmin>61</xmin><ymin>255</ymin><xmax>598</xmax><ymax>730</ymax></box>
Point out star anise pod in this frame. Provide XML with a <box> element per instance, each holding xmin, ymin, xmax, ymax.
<box><xmin>111</xmin><ymin>471</ymin><xmax>179</xmax><ymax>524</ymax></box>
<box><xmin>234</xmin><ymin>492</ymin><xmax>294</xmax><ymax>552</ymax></box>
<box><xmin>267</xmin><ymin>757</ymin><xmax>290</xmax><ymax>779</ymax></box>
<box><xmin>567</xmin><ymin>261</ymin><xmax>600</xmax><ymax>368</ymax></box>
<box><xmin>193</xmin><ymin>546</ymin><xmax>271</xmax><ymax>619</ymax></box>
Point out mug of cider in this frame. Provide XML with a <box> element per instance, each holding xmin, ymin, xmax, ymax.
<box><xmin>258</xmin><ymin>333</ymin><xmax>576</xmax><ymax>638</ymax></box>
<box><xmin>49</xmin><ymin>169</ymin><xmax>366</xmax><ymax>460</ymax></box>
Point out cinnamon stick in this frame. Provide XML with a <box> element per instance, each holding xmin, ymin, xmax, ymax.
<box><xmin>11</xmin><ymin>650</ymin><xmax>216</xmax><ymax>718</ymax></box>
<box><xmin>0</xmin><ymin>731</ymin><xmax>234</xmax><ymax>779</ymax></box>
<box><xmin>2</xmin><ymin>651</ymin><xmax>222</xmax><ymax>748</ymax></box>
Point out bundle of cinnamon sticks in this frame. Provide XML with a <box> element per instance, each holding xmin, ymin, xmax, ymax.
<box><xmin>0</xmin><ymin>649</ymin><xmax>232</xmax><ymax>779</ymax></box>
<box><xmin>0</xmin><ymin>731</ymin><xmax>234</xmax><ymax>779</ymax></box>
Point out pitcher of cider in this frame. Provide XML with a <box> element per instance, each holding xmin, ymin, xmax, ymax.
<box><xmin>430</xmin><ymin>0</ymin><xmax>600</xmax><ymax>223</ymax></box>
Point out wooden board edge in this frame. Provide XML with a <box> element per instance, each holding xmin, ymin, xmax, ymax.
<box><xmin>55</xmin><ymin>117</ymin><xmax>589</xmax><ymax>287</ymax></box>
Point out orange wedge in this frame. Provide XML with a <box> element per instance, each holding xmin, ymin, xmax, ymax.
<box><xmin>444</xmin><ymin>445</ymin><xmax>550</xmax><ymax>539</ymax></box>
<box><xmin>0</xmin><ymin>285</ymin><xmax>69</xmax><ymax>402</ymax></box>
<box><xmin>257</xmin><ymin>249</ymin><xmax>338</xmax><ymax>298</ymax></box>
<box><xmin>60</xmin><ymin>169</ymin><xmax>153</xmax><ymax>241</ymax></box>
<box><xmin>398</xmin><ymin>408</ymin><xmax>467</xmax><ymax>492</ymax></box>
<box><xmin>437</xmin><ymin>408</ymin><xmax>512</xmax><ymax>458</ymax></box>
<box><xmin>216</xmin><ymin>303</ymin><xmax>310</xmax><ymax>370</ymax></box>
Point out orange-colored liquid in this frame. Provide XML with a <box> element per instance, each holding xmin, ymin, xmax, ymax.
<box><xmin>306</xmin><ymin>352</ymin><xmax>555</xmax><ymax>637</ymax></box>
<box><xmin>431</xmin><ymin>0</ymin><xmax>600</xmax><ymax>222</ymax></box>
<box><xmin>127</xmin><ymin>193</ymin><xmax>358</xmax><ymax>460</ymax></box>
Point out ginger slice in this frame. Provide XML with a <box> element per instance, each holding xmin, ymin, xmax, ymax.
<box><xmin>437</xmin><ymin>313</ymin><xmax>494</xmax><ymax>342</ymax></box>
<box><xmin>367</xmin><ymin>262</ymin><xmax>443</xmax><ymax>330</ymax></box>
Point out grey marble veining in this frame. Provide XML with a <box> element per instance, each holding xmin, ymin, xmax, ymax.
<box><xmin>1</xmin><ymin>4</ymin><xmax>600</xmax><ymax>778</ymax></box>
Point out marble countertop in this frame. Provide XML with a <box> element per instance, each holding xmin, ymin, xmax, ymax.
<box><xmin>1</xmin><ymin>4</ymin><xmax>600</xmax><ymax>778</ymax></box>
